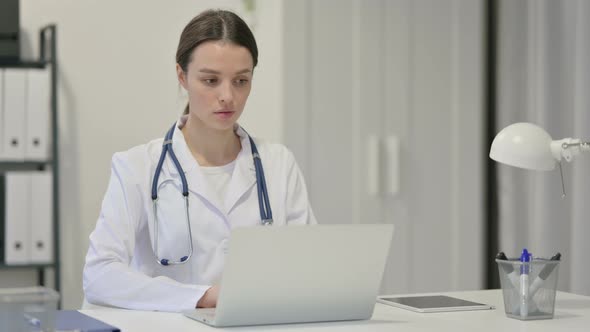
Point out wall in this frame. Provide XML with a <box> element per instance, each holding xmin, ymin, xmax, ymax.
<box><xmin>284</xmin><ymin>0</ymin><xmax>485</xmax><ymax>294</ymax></box>
<box><xmin>3</xmin><ymin>0</ymin><xmax>490</xmax><ymax>308</ymax></box>
<box><xmin>2</xmin><ymin>0</ymin><xmax>284</xmax><ymax>309</ymax></box>
<box><xmin>497</xmin><ymin>0</ymin><xmax>590</xmax><ymax>295</ymax></box>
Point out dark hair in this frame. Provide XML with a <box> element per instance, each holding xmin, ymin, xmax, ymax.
<box><xmin>177</xmin><ymin>10</ymin><xmax>258</xmax><ymax>114</ymax></box>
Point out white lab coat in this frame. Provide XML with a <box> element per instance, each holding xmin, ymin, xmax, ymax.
<box><xmin>83</xmin><ymin>121</ymin><xmax>317</xmax><ymax>312</ymax></box>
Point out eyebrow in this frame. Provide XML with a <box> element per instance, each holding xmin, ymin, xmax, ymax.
<box><xmin>198</xmin><ymin>68</ymin><xmax>252</xmax><ymax>75</ymax></box>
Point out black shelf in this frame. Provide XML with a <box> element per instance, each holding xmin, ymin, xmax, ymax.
<box><xmin>0</xmin><ymin>263</ymin><xmax>55</xmax><ymax>270</ymax></box>
<box><xmin>0</xmin><ymin>25</ymin><xmax>61</xmax><ymax>306</ymax></box>
<box><xmin>0</xmin><ymin>60</ymin><xmax>48</xmax><ymax>69</ymax></box>
<box><xmin>0</xmin><ymin>161</ymin><xmax>53</xmax><ymax>171</ymax></box>
<box><xmin>1</xmin><ymin>26</ymin><xmax>54</xmax><ymax>69</ymax></box>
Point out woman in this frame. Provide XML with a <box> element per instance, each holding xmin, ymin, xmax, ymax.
<box><xmin>83</xmin><ymin>9</ymin><xmax>316</xmax><ymax>312</ymax></box>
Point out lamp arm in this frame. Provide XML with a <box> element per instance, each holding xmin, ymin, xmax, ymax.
<box><xmin>551</xmin><ymin>139</ymin><xmax>590</xmax><ymax>163</ymax></box>
<box><xmin>550</xmin><ymin>140</ymin><xmax>588</xmax><ymax>199</ymax></box>
<box><xmin>562</xmin><ymin>141</ymin><xmax>590</xmax><ymax>151</ymax></box>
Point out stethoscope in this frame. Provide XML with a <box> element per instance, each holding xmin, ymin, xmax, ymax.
<box><xmin>151</xmin><ymin>123</ymin><xmax>273</xmax><ymax>266</ymax></box>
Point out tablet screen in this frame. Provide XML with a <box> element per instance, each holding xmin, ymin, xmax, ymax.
<box><xmin>378</xmin><ymin>295</ymin><xmax>494</xmax><ymax>312</ymax></box>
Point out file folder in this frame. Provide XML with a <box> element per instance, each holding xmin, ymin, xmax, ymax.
<box><xmin>3</xmin><ymin>172</ymin><xmax>30</xmax><ymax>264</ymax></box>
<box><xmin>0</xmin><ymin>69</ymin><xmax>4</xmax><ymax>158</ymax></box>
<box><xmin>2</xmin><ymin>69</ymin><xmax>27</xmax><ymax>161</ymax></box>
<box><xmin>0</xmin><ymin>174</ymin><xmax>4</xmax><ymax>261</ymax></box>
<box><xmin>25</xmin><ymin>68</ymin><xmax>51</xmax><ymax>160</ymax></box>
<box><xmin>56</xmin><ymin>311</ymin><xmax>120</xmax><ymax>332</ymax></box>
<box><xmin>30</xmin><ymin>171</ymin><xmax>53</xmax><ymax>263</ymax></box>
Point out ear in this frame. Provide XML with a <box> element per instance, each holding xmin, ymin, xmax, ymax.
<box><xmin>176</xmin><ymin>63</ymin><xmax>188</xmax><ymax>90</ymax></box>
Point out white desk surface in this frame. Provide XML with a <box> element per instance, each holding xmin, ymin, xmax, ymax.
<box><xmin>80</xmin><ymin>289</ymin><xmax>590</xmax><ymax>331</ymax></box>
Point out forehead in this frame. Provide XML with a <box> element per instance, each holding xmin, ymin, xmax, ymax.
<box><xmin>188</xmin><ymin>40</ymin><xmax>253</xmax><ymax>73</ymax></box>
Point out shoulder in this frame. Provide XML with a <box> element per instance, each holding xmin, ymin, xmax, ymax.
<box><xmin>110</xmin><ymin>138</ymin><xmax>163</xmax><ymax>177</ymax></box>
<box><xmin>247</xmin><ymin>138</ymin><xmax>303</xmax><ymax>182</ymax></box>
<box><xmin>250</xmin><ymin>138</ymin><xmax>296</xmax><ymax>166</ymax></box>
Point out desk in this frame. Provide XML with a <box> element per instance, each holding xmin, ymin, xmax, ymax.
<box><xmin>80</xmin><ymin>290</ymin><xmax>590</xmax><ymax>331</ymax></box>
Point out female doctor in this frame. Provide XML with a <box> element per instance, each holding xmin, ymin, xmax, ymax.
<box><xmin>83</xmin><ymin>9</ymin><xmax>316</xmax><ymax>312</ymax></box>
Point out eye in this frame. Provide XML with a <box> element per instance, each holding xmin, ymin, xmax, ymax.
<box><xmin>234</xmin><ymin>78</ymin><xmax>250</xmax><ymax>86</ymax></box>
<box><xmin>202</xmin><ymin>78</ymin><xmax>218</xmax><ymax>85</ymax></box>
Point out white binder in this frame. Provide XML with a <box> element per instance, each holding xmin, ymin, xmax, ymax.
<box><xmin>4</xmin><ymin>172</ymin><xmax>31</xmax><ymax>264</ymax></box>
<box><xmin>25</xmin><ymin>68</ymin><xmax>51</xmax><ymax>160</ymax></box>
<box><xmin>2</xmin><ymin>69</ymin><xmax>27</xmax><ymax>161</ymax></box>
<box><xmin>0</xmin><ymin>69</ymin><xmax>4</xmax><ymax>158</ymax></box>
<box><xmin>30</xmin><ymin>171</ymin><xmax>53</xmax><ymax>263</ymax></box>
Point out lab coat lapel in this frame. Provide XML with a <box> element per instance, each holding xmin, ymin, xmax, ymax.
<box><xmin>225</xmin><ymin>126</ymin><xmax>256</xmax><ymax>215</ymax></box>
<box><xmin>163</xmin><ymin>122</ymin><xmax>221</xmax><ymax>209</ymax></box>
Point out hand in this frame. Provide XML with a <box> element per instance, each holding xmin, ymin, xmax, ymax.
<box><xmin>196</xmin><ymin>285</ymin><xmax>219</xmax><ymax>308</ymax></box>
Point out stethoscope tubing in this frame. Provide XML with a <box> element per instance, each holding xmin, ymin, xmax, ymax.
<box><xmin>151</xmin><ymin>123</ymin><xmax>273</xmax><ymax>266</ymax></box>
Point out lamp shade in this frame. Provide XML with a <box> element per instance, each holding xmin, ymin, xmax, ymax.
<box><xmin>489</xmin><ymin>122</ymin><xmax>556</xmax><ymax>171</ymax></box>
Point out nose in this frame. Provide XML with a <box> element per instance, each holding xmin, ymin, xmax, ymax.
<box><xmin>218</xmin><ymin>81</ymin><xmax>234</xmax><ymax>105</ymax></box>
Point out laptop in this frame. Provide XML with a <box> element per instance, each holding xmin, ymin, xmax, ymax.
<box><xmin>183</xmin><ymin>224</ymin><xmax>394</xmax><ymax>327</ymax></box>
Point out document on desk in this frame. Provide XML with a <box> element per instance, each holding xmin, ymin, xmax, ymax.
<box><xmin>378</xmin><ymin>295</ymin><xmax>495</xmax><ymax>313</ymax></box>
<box><xmin>56</xmin><ymin>310</ymin><xmax>120</xmax><ymax>332</ymax></box>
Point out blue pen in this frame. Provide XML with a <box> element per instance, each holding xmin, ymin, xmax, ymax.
<box><xmin>24</xmin><ymin>313</ymin><xmax>41</xmax><ymax>328</ymax></box>
<box><xmin>519</xmin><ymin>248</ymin><xmax>532</xmax><ymax>318</ymax></box>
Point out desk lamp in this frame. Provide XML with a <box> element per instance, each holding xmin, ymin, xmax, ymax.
<box><xmin>489</xmin><ymin>122</ymin><xmax>590</xmax><ymax>197</ymax></box>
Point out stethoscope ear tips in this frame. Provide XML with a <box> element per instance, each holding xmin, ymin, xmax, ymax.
<box><xmin>180</xmin><ymin>256</ymin><xmax>189</xmax><ymax>262</ymax></box>
<box><xmin>160</xmin><ymin>259</ymin><xmax>169</xmax><ymax>266</ymax></box>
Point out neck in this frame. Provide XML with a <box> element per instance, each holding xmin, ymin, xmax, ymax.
<box><xmin>181</xmin><ymin>115</ymin><xmax>241</xmax><ymax>167</ymax></box>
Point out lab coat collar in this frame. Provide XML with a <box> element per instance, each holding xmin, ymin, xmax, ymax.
<box><xmin>225</xmin><ymin>127</ymin><xmax>257</xmax><ymax>215</ymax></box>
<box><xmin>162</xmin><ymin>120</ymin><xmax>257</xmax><ymax>215</ymax></box>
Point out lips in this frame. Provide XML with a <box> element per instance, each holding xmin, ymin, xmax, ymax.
<box><xmin>214</xmin><ymin>110</ymin><xmax>235</xmax><ymax>119</ymax></box>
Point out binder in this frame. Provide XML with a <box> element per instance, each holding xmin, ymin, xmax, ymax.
<box><xmin>3</xmin><ymin>172</ymin><xmax>30</xmax><ymax>264</ymax></box>
<box><xmin>0</xmin><ymin>174</ymin><xmax>4</xmax><ymax>261</ymax></box>
<box><xmin>0</xmin><ymin>69</ymin><xmax>4</xmax><ymax>158</ymax></box>
<box><xmin>2</xmin><ymin>69</ymin><xmax>27</xmax><ymax>161</ymax></box>
<box><xmin>29</xmin><ymin>170</ymin><xmax>53</xmax><ymax>263</ymax></box>
<box><xmin>25</xmin><ymin>68</ymin><xmax>51</xmax><ymax>160</ymax></box>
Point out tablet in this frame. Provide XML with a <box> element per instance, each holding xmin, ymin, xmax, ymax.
<box><xmin>377</xmin><ymin>295</ymin><xmax>495</xmax><ymax>313</ymax></box>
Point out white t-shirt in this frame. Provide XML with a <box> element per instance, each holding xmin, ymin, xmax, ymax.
<box><xmin>200</xmin><ymin>160</ymin><xmax>237</xmax><ymax>204</ymax></box>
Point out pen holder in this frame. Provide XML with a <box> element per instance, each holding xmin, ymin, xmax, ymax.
<box><xmin>0</xmin><ymin>287</ymin><xmax>59</xmax><ymax>332</ymax></box>
<box><xmin>496</xmin><ymin>258</ymin><xmax>560</xmax><ymax>320</ymax></box>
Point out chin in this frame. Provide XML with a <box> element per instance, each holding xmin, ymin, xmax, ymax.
<box><xmin>210</xmin><ymin>121</ymin><xmax>237</xmax><ymax>132</ymax></box>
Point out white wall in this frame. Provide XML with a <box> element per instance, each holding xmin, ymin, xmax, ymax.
<box><xmin>284</xmin><ymin>0</ymin><xmax>485</xmax><ymax>294</ymax></box>
<box><xmin>4</xmin><ymin>0</ymin><xmax>283</xmax><ymax>309</ymax></box>
<box><xmin>4</xmin><ymin>0</ymin><xmax>490</xmax><ymax>309</ymax></box>
<box><xmin>497</xmin><ymin>0</ymin><xmax>590</xmax><ymax>295</ymax></box>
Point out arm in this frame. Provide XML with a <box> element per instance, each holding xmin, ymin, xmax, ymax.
<box><xmin>83</xmin><ymin>153</ymin><xmax>210</xmax><ymax>312</ymax></box>
<box><xmin>284</xmin><ymin>150</ymin><xmax>318</xmax><ymax>225</ymax></box>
